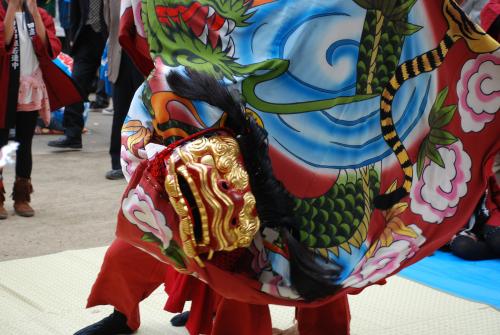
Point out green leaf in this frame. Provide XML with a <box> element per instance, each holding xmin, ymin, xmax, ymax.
<box><xmin>395</xmin><ymin>21</ymin><xmax>423</xmax><ymax>36</ymax></box>
<box><xmin>417</xmin><ymin>139</ymin><xmax>428</xmax><ymax>179</ymax></box>
<box><xmin>164</xmin><ymin>244</ymin><xmax>186</xmax><ymax>269</ymax></box>
<box><xmin>429</xmin><ymin>87</ymin><xmax>449</xmax><ymax>124</ymax></box>
<box><xmin>142</xmin><ymin>232</ymin><xmax>162</xmax><ymax>244</ymax></box>
<box><xmin>426</xmin><ymin>142</ymin><xmax>445</xmax><ymax>168</ymax></box>
<box><xmin>432</xmin><ymin>105</ymin><xmax>457</xmax><ymax>128</ymax></box>
<box><xmin>429</xmin><ymin>129</ymin><xmax>458</xmax><ymax>146</ymax></box>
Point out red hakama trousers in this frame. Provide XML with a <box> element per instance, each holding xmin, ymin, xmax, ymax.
<box><xmin>86</xmin><ymin>239</ymin><xmax>350</xmax><ymax>334</ymax></box>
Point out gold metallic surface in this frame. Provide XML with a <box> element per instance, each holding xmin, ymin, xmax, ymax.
<box><xmin>164</xmin><ymin>134</ymin><xmax>260</xmax><ymax>264</ymax></box>
<box><xmin>238</xmin><ymin>192</ymin><xmax>259</xmax><ymax>246</ymax></box>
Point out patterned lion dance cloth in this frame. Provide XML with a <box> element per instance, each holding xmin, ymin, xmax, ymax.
<box><xmin>117</xmin><ymin>0</ymin><xmax>499</xmax><ymax>306</ymax></box>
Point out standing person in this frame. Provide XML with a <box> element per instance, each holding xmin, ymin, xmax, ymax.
<box><xmin>57</xmin><ymin>0</ymin><xmax>71</xmax><ymax>53</ymax></box>
<box><xmin>103</xmin><ymin>0</ymin><xmax>142</xmax><ymax>180</ymax></box>
<box><xmin>0</xmin><ymin>0</ymin><xmax>81</xmax><ymax>218</ymax></box>
<box><xmin>47</xmin><ymin>0</ymin><xmax>106</xmax><ymax>149</ymax></box>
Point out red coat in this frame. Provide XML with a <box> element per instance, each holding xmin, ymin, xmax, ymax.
<box><xmin>0</xmin><ymin>7</ymin><xmax>82</xmax><ymax>129</ymax></box>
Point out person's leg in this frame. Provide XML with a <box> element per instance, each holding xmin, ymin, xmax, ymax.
<box><xmin>0</xmin><ymin>129</ymin><xmax>9</xmax><ymax>219</ymax></box>
<box><xmin>449</xmin><ymin>234</ymin><xmax>496</xmax><ymax>260</ymax></box>
<box><xmin>14</xmin><ymin>112</ymin><xmax>38</xmax><ymax>179</ymax></box>
<box><xmin>12</xmin><ymin>111</ymin><xmax>38</xmax><ymax>217</ymax></box>
<box><xmin>484</xmin><ymin>225</ymin><xmax>500</xmax><ymax>256</ymax></box>
<box><xmin>90</xmin><ymin>79</ymin><xmax>109</xmax><ymax>110</ymax></box>
<box><xmin>74</xmin><ymin>239</ymin><xmax>167</xmax><ymax>334</ymax></box>
<box><xmin>49</xmin><ymin>27</ymin><xmax>105</xmax><ymax>148</ymax></box>
<box><xmin>296</xmin><ymin>295</ymin><xmax>351</xmax><ymax>335</ymax></box>
<box><xmin>163</xmin><ymin>272</ymin><xmax>220</xmax><ymax>335</ymax></box>
<box><xmin>106</xmin><ymin>53</ymin><xmax>143</xmax><ymax>179</ymax></box>
<box><xmin>483</xmin><ymin>175</ymin><xmax>500</xmax><ymax>257</ymax></box>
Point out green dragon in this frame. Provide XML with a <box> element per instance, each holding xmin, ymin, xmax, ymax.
<box><xmin>141</xmin><ymin>0</ymin><xmax>420</xmax><ymax>257</ymax></box>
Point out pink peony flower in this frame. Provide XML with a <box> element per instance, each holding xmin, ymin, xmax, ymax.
<box><xmin>122</xmin><ymin>185</ymin><xmax>173</xmax><ymax>248</ymax></box>
<box><xmin>120</xmin><ymin>144</ymin><xmax>141</xmax><ymax>181</ymax></box>
<box><xmin>410</xmin><ymin>141</ymin><xmax>471</xmax><ymax>223</ymax></box>
<box><xmin>342</xmin><ymin>225</ymin><xmax>425</xmax><ymax>288</ymax></box>
<box><xmin>457</xmin><ymin>50</ymin><xmax>499</xmax><ymax>132</ymax></box>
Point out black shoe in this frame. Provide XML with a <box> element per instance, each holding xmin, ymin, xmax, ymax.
<box><xmin>47</xmin><ymin>136</ymin><xmax>82</xmax><ymax>149</ymax></box>
<box><xmin>89</xmin><ymin>100</ymin><xmax>109</xmax><ymax>110</ymax></box>
<box><xmin>74</xmin><ymin>310</ymin><xmax>133</xmax><ymax>335</ymax></box>
<box><xmin>170</xmin><ymin>311</ymin><xmax>190</xmax><ymax>327</ymax></box>
<box><xmin>105</xmin><ymin>169</ymin><xmax>124</xmax><ymax>180</ymax></box>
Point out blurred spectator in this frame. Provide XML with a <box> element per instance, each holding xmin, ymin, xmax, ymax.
<box><xmin>98</xmin><ymin>41</ymin><xmax>113</xmax><ymax>115</ymax></box>
<box><xmin>57</xmin><ymin>0</ymin><xmax>72</xmax><ymax>53</ymax></box>
<box><xmin>35</xmin><ymin>52</ymin><xmax>90</xmax><ymax>134</ymax></box>
<box><xmin>47</xmin><ymin>0</ymin><xmax>107</xmax><ymax>149</ymax></box>
<box><xmin>103</xmin><ymin>0</ymin><xmax>142</xmax><ymax>180</ymax></box>
<box><xmin>0</xmin><ymin>0</ymin><xmax>81</xmax><ymax>218</ymax></box>
<box><xmin>89</xmin><ymin>79</ymin><xmax>110</xmax><ymax>111</ymax></box>
<box><xmin>89</xmin><ymin>45</ymin><xmax>111</xmax><ymax>112</ymax></box>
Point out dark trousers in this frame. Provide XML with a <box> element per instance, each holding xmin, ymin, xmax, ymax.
<box><xmin>95</xmin><ymin>79</ymin><xmax>109</xmax><ymax>105</ymax></box>
<box><xmin>64</xmin><ymin>25</ymin><xmax>106</xmax><ymax>140</ymax></box>
<box><xmin>0</xmin><ymin>111</ymin><xmax>39</xmax><ymax>178</ymax></box>
<box><xmin>110</xmin><ymin>53</ymin><xmax>143</xmax><ymax>170</ymax></box>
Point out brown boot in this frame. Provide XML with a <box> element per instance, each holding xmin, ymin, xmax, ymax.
<box><xmin>13</xmin><ymin>177</ymin><xmax>34</xmax><ymax>217</ymax></box>
<box><xmin>0</xmin><ymin>179</ymin><xmax>7</xmax><ymax>219</ymax></box>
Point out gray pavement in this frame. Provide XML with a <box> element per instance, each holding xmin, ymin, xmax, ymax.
<box><xmin>0</xmin><ymin>111</ymin><xmax>126</xmax><ymax>261</ymax></box>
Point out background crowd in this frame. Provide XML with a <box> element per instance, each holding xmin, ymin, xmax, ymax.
<box><xmin>0</xmin><ymin>0</ymin><xmax>146</xmax><ymax>220</ymax></box>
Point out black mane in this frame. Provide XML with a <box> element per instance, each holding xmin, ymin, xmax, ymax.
<box><xmin>167</xmin><ymin>69</ymin><xmax>342</xmax><ymax>301</ymax></box>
